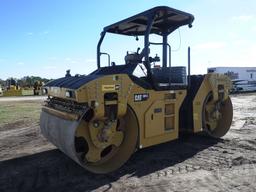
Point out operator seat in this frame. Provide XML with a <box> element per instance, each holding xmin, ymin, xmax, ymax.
<box><xmin>124</xmin><ymin>48</ymin><xmax>150</xmax><ymax>64</ymax></box>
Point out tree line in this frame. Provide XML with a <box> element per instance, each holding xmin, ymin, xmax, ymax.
<box><xmin>0</xmin><ymin>76</ymin><xmax>51</xmax><ymax>88</ymax></box>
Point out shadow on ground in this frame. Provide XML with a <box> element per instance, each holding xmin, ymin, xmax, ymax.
<box><xmin>0</xmin><ymin>134</ymin><xmax>221</xmax><ymax>192</ymax></box>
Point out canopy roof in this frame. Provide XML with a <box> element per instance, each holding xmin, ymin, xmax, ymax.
<box><xmin>104</xmin><ymin>6</ymin><xmax>194</xmax><ymax>36</ymax></box>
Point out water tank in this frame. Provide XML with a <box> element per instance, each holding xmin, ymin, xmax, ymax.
<box><xmin>152</xmin><ymin>66</ymin><xmax>187</xmax><ymax>85</ymax></box>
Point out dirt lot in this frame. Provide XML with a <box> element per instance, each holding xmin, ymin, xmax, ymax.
<box><xmin>0</xmin><ymin>94</ymin><xmax>256</xmax><ymax>192</ymax></box>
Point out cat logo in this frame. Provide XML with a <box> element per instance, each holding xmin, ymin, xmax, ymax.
<box><xmin>134</xmin><ymin>93</ymin><xmax>149</xmax><ymax>102</ymax></box>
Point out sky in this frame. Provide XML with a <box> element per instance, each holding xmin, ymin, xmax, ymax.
<box><xmin>0</xmin><ymin>0</ymin><xmax>255</xmax><ymax>80</ymax></box>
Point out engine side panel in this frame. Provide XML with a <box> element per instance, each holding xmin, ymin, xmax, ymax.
<box><xmin>126</xmin><ymin>81</ymin><xmax>186</xmax><ymax>148</ymax></box>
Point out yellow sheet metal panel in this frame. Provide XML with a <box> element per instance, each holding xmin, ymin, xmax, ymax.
<box><xmin>145</xmin><ymin>100</ymin><xmax>165</xmax><ymax>138</ymax></box>
<box><xmin>127</xmin><ymin>85</ymin><xmax>186</xmax><ymax>148</ymax></box>
<box><xmin>193</xmin><ymin>79</ymin><xmax>210</xmax><ymax>133</ymax></box>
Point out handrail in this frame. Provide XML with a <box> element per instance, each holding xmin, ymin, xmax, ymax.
<box><xmin>100</xmin><ymin>52</ymin><xmax>111</xmax><ymax>67</ymax></box>
<box><xmin>149</xmin><ymin>42</ymin><xmax>171</xmax><ymax>67</ymax></box>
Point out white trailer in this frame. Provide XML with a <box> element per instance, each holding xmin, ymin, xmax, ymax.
<box><xmin>207</xmin><ymin>67</ymin><xmax>256</xmax><ymax>92</ymax></box>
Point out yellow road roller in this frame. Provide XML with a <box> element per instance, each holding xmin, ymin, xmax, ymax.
<box><xmin>40</xmin><ymin>6</ymin><xmax>233</xmax><ymax>173</ymax></box>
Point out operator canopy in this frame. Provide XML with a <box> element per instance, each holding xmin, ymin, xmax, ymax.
<box><xmin>104</xmin><ymin>6</ymin><xmax>194</xmax><ymax>36</ymax></box>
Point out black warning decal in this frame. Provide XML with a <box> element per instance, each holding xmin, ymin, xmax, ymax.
<box><xmin>134</xmin><ymin>93</ymin><xmax>149</xmax><ymax>102</ymax></box>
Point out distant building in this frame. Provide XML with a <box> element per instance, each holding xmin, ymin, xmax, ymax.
<box><xmin>208</xmin><ymin>67</ymin><xmax>256</xmax><ymax>81</ymax></box>
<box><xmin>208</xmin><ymin>67</ymin><xmax>256</xmax><ymax>92</ymax></box>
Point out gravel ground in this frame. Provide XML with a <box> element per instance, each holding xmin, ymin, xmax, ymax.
<box><xmin>0</xmin><ymin>94</ymin><xmax>255</xmax><ymax>192</ymax></box>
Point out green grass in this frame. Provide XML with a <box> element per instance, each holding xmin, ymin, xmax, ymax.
<box><xmin>0</xmin><ymin>101</ymin><xmax>42</xmax><ymax>127</ymax></box>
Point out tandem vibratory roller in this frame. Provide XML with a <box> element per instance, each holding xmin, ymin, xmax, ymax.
<box><xmin>40</xmin><ymin>6</ymin><xmax>233</xmax><ymax>173</ymax></box>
